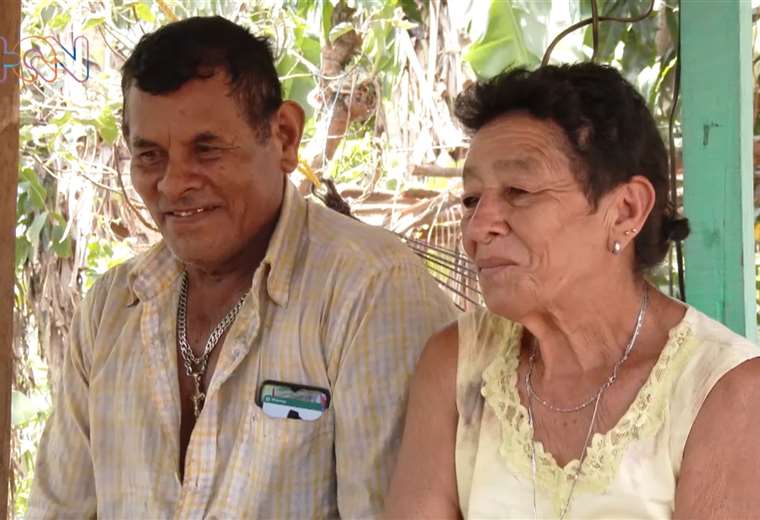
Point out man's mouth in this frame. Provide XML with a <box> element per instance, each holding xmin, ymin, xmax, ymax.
<box><xmin>166</xmin><ymin>206</ymin><xmax>216</xmax><ymax>218</ymax></box>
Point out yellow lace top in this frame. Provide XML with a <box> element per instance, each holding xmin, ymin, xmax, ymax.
<box><xmin>455</xmin><ymin>305</ymin><xmax>759</xmax><ymax>519</ymax></box>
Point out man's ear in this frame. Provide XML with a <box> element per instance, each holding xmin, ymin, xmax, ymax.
<box><xmin>271</xmin><ymin>101</ymin><xmax>305</xmax><ymax>174</ymax></box>
<box><xmin>611</xmin><ymin>175</ymin><xmax>656</xmax><ymax>249</ymax></box>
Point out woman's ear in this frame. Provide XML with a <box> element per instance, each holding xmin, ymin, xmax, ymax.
<box><xmin>271</xmin><ymin>100</ymin><xmax>305</xmax><ymax>174</ymax></box>
<box><xmin>613</xmin><ymin>175</ymin><xmax>656</xmax><ymax>248</ymax></box>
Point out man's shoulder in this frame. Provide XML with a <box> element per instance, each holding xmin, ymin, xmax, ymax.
<box><xmin>305</xmin><ymin>200</ymin><xmax>422</xmax><ymax>272</ymax></box>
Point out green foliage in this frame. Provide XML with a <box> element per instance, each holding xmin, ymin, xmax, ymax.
<box><xmin>464</xmin><ymin>0</ymin><xmax>533</xmax><ymax>79</ymax></box>
<box><xmin>321</xmin><ymin>0</ymin><xmax>335</xmax><ymax>43</ymax></box>
<box><xmin>133</xmin><ymin>2</ymin><xmax>156</xmax><ymax>23</ymax></box>
<box><xmin>276</xmin><ymin>14</ymin><xmax>321</xmax><ymax>119</ymax></box>
<box><xmin>82</xmin><ymin>238</ymin><xmax>135</xmax><ymax>291</ymax></box>
<box><xmin>10</xmin><ymin>332</ymin><xmax>51</xmax><ymax>518</ymax></box>
<box><xmin>18</xmin><ymin>168</ymin><xmax>47</xmax><ymax>212</ymax></box>
<box><xmin>328</xmin><ymin>129</ymin><xmax>375</xmax><ymax>184</ymax></box>
<box><xmin>398</xmin><ymin>0</ymin><xmax>421</xmax><ymax>24</ymax></box>
<box><xmin>94</xmin><ymin>104</ymin><xmax>120</xmax><ymax>145</ymax></box>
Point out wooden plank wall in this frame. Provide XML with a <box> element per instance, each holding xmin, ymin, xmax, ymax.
<box><xmin>0</xmin><ymin>0</ymin><xmax>22</xmax><ymax>516</ymax></box>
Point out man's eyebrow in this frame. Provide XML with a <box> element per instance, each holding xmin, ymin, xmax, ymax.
<box><xmin>192</xmin><ymin>131</ymin><xmax>223</xmax><ymax>144</ymax></box>
<box><xmin>132</xmin><ymin>132</ymin><xmax>238</xmax><ymax>149</ymax></box>
<box><xmin>190</xmin><ymin>131</ymin><xmax>238</xmax><ymax>150</ymax></box>
<box><xmin>131</xmin><ymin>136</ymin><xmax>161</xmax><ymax>149</ymax></box>
<box><xmin>190</xmin><ymin>131</ymin><xmax>238</xmax><ymax>149</ymax></box>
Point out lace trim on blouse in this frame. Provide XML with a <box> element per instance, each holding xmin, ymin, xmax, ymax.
<box><xmin>480</xmin><ymin>313</ymin><xmax>694</xmax><ymax>514</ymax></box>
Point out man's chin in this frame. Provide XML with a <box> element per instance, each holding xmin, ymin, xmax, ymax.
<box><xmin>164</xmin><ymin>240</ymin><xmax>223</xmax><ymax>269</ymax></box>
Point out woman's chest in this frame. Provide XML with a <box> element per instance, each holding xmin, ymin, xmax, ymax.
<box><xmin>463</xmin><ymin>405</ymin><xmax>676</xmax><ymax>519</ymax></box>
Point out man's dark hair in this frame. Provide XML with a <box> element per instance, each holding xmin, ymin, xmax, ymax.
<box><xmin>454</xmin><ymin>63</ymin><xmax>689</xmax><ymax>271</ymax></box>
<box><xmin>121</xmin><ymin>16</ymin><xmax>282</xmax><ymax>140</ymax></box>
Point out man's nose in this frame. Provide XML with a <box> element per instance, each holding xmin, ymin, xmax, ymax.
<box><xmin>466</xmin><ymin>195</ymin><xmax>510</xmax><ymax>243</ymax></box>
<box><xmin>157</xmin><ymin>155</ymin><xmax>202</xmax><ymax>200</ymax></box>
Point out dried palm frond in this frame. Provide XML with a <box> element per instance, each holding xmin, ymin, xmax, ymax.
<box><xmin>396</xmin><ymin>233</ymin><xmax>483</xmax><ymax>312</ymax></box>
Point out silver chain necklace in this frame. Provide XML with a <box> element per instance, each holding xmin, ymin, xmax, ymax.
<box><xmin>524</xmin><ymin>285</ymin><xmax>648</xmax><ymax>519</ymax></box>
<box><xmin>177</xmin><ymin>271</ymin><xmax>248</xmax><ymax>418</ymax></box>
<box><xmin>526</xmin><ymin>286</ymin><xmax>649</xmax><ymax>413</ymax></box>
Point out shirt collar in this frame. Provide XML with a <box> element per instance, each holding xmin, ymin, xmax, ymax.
<box><xmin>127</xmin><ymin>241</ymin><xmax>182</xmax><ymax>304</ymax></box>
<box><xmin>127</xmin><ymin>178</ymin><xmax>306</xmax><ymax>308</ymax></box>
<box><xmin>261</xmin><ymin>178</ymin><xmax>306</xmax><ymax>307</ymax></box>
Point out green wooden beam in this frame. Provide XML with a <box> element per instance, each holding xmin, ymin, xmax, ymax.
<box><xmin>681</xmin><ymin>0</ymin><xmax>756</xmax><ymax>341</ymax></box>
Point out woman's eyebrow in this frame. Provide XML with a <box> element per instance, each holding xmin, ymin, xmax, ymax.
<box><xmin>493</xmin><ymin>158</ymin><xmax>537</xmax><ymax>174</ymax></box>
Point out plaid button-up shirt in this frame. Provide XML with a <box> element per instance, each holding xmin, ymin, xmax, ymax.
<box><xmin>29</xmin><ymin>179</ymin><xmax>457</xmax><ymax>519</ymax></box>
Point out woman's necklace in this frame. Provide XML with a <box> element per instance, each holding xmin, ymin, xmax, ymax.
<box><xmin>526</xmin><ymin>286</ymin><xmax>649</xmax><ymax>414</ymax></box>
<box><xmin>177</xmin><ymin>271</ymin><xmax>248</xmax><ymax>418</ymax></box>
<box><xmin>524</xmin><ymin>285</ymin><xmax>649</xmax><ymax>519</ymax></box>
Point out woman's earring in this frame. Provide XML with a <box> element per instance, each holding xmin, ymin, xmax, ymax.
<box><xmin>612</xmin><ymin>240</ymin><xmax>621</xmax><ymax>255</ymax></box>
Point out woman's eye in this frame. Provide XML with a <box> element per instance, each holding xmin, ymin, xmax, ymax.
<box><xmin>461</xmin><ymin>195</ymin><xmax>479</xmax><ymax>209</ymax></box>
<box><xmin>507</xmin><ymin>187</ymin><xmax>529</xmax><ymax>197</ymax></box>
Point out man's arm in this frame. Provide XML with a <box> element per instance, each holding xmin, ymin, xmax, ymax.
<box><xmin>332</xmin><ymin>260</ymin><xmax>458</xmax><ymax>519</ymax></box>
<box><xmin>27</xmin><ymin>305</ymin><xmax>96</xmax><ymax>519</ymax></box>
<box><xmin>674</xmin><ymin>357</ymin><xmax>760</xmax><ymax>518</ymax></box>
<box><xmin>384</xmin><ymin>323</ymin><xmax>461</xmax><ymax>519</ymax></box>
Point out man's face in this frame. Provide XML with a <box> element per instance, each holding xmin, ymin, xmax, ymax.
<box><xmin>126</xmin><ymin>71</ymin><xmax>291</xmax><ymax>272</ymax></box>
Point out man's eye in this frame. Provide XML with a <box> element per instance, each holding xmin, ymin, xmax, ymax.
<box><xmin>196</xmin><ymin>145</ymin><xmax>222</xmax><ymax>159</ymax></box>
<box><xmin>461</xmin><ymin>195</ymin><xmax>479</xmax><ymax>209</ymax></box>
<box><xmin>137</xmin><ymin>150</ymin><xmax>163</xmax><ymax>166</ymax></box>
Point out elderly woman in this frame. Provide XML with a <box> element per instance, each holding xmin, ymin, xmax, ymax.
<box><xmin>385</xmin><ymin>63</ymin><xmax>760</xmax><ymax>519</ymax></box>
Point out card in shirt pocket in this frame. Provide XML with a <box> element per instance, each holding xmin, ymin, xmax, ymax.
<box><xmin>256</xmin><ymin>380</ymin><xmax>331</xmax><ymax>421</ymax></box>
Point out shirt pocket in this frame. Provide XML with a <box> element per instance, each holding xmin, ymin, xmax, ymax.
<box><xmin>251</xmin><ymin>401</ymin><xmax>334</xmax><ymax>457</ymax></box>
<box><xmin>243</xmin><ymin>403</ymin><xmax>336</xmax><ymax>518</ymax></box>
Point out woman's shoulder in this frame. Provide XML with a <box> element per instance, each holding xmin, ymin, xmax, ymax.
<box><xmin>672</xmin><ymin>312</ymin><xmax>760</xmax><ymax>515</ymax></box>
<box><xmin>415</xmin><ymin>310</ymin><xmax>521</xmax><ymax>416</ymax></box>
<box><xmin>453</xmin><ymin>308</ymin><xmax>523</xmax><ymax>420</ymax></box>
<box><xmin>686</xmin><ymin>305</ymin><xmax>758</xmax><ymax>357</ymax></box>
<box><xmin>667</xmin><ymin>306</ymin><xmax>760</xmax><ymax>465</ymax></box>
<box><xmin>671</xmin><ymin>305</ymin><xmax>760</xmax><ymax>392</ymax></box>
<box><xmin>648</xmin><ymin>303</ymin><xmax>758</xmax><ymax>387</ymax></box>
<box><xmin>458</xmin><ymin>307</ymin><xmax>522</xmax><ymax>357</ymax></box>
<box><xmin>455</xmin><ymin>308</ymin><xmax>519</xmax><ymax>386</ymax></box>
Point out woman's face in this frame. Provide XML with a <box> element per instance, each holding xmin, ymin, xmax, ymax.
<box><xmin>461</xmin><ymin>112</ymin><xmax>612</xmax><ymax>320</ymax></box>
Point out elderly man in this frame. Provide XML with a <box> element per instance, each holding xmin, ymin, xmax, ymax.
<box><xmin>29</xmin><ymin>16</ymin><xmax>456</xmax><ymax>519</ymax></box>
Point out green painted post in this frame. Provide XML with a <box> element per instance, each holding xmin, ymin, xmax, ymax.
<box><xmin>681</xmin><ymin>1</ymin><xmax>756</xmax><ymax>341</ymax></box>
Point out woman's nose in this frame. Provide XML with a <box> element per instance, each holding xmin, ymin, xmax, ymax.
<box><xmin>465</xmin><ymin>196</ymin><xmax>510</xmax><ymax>243</ymax></box>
